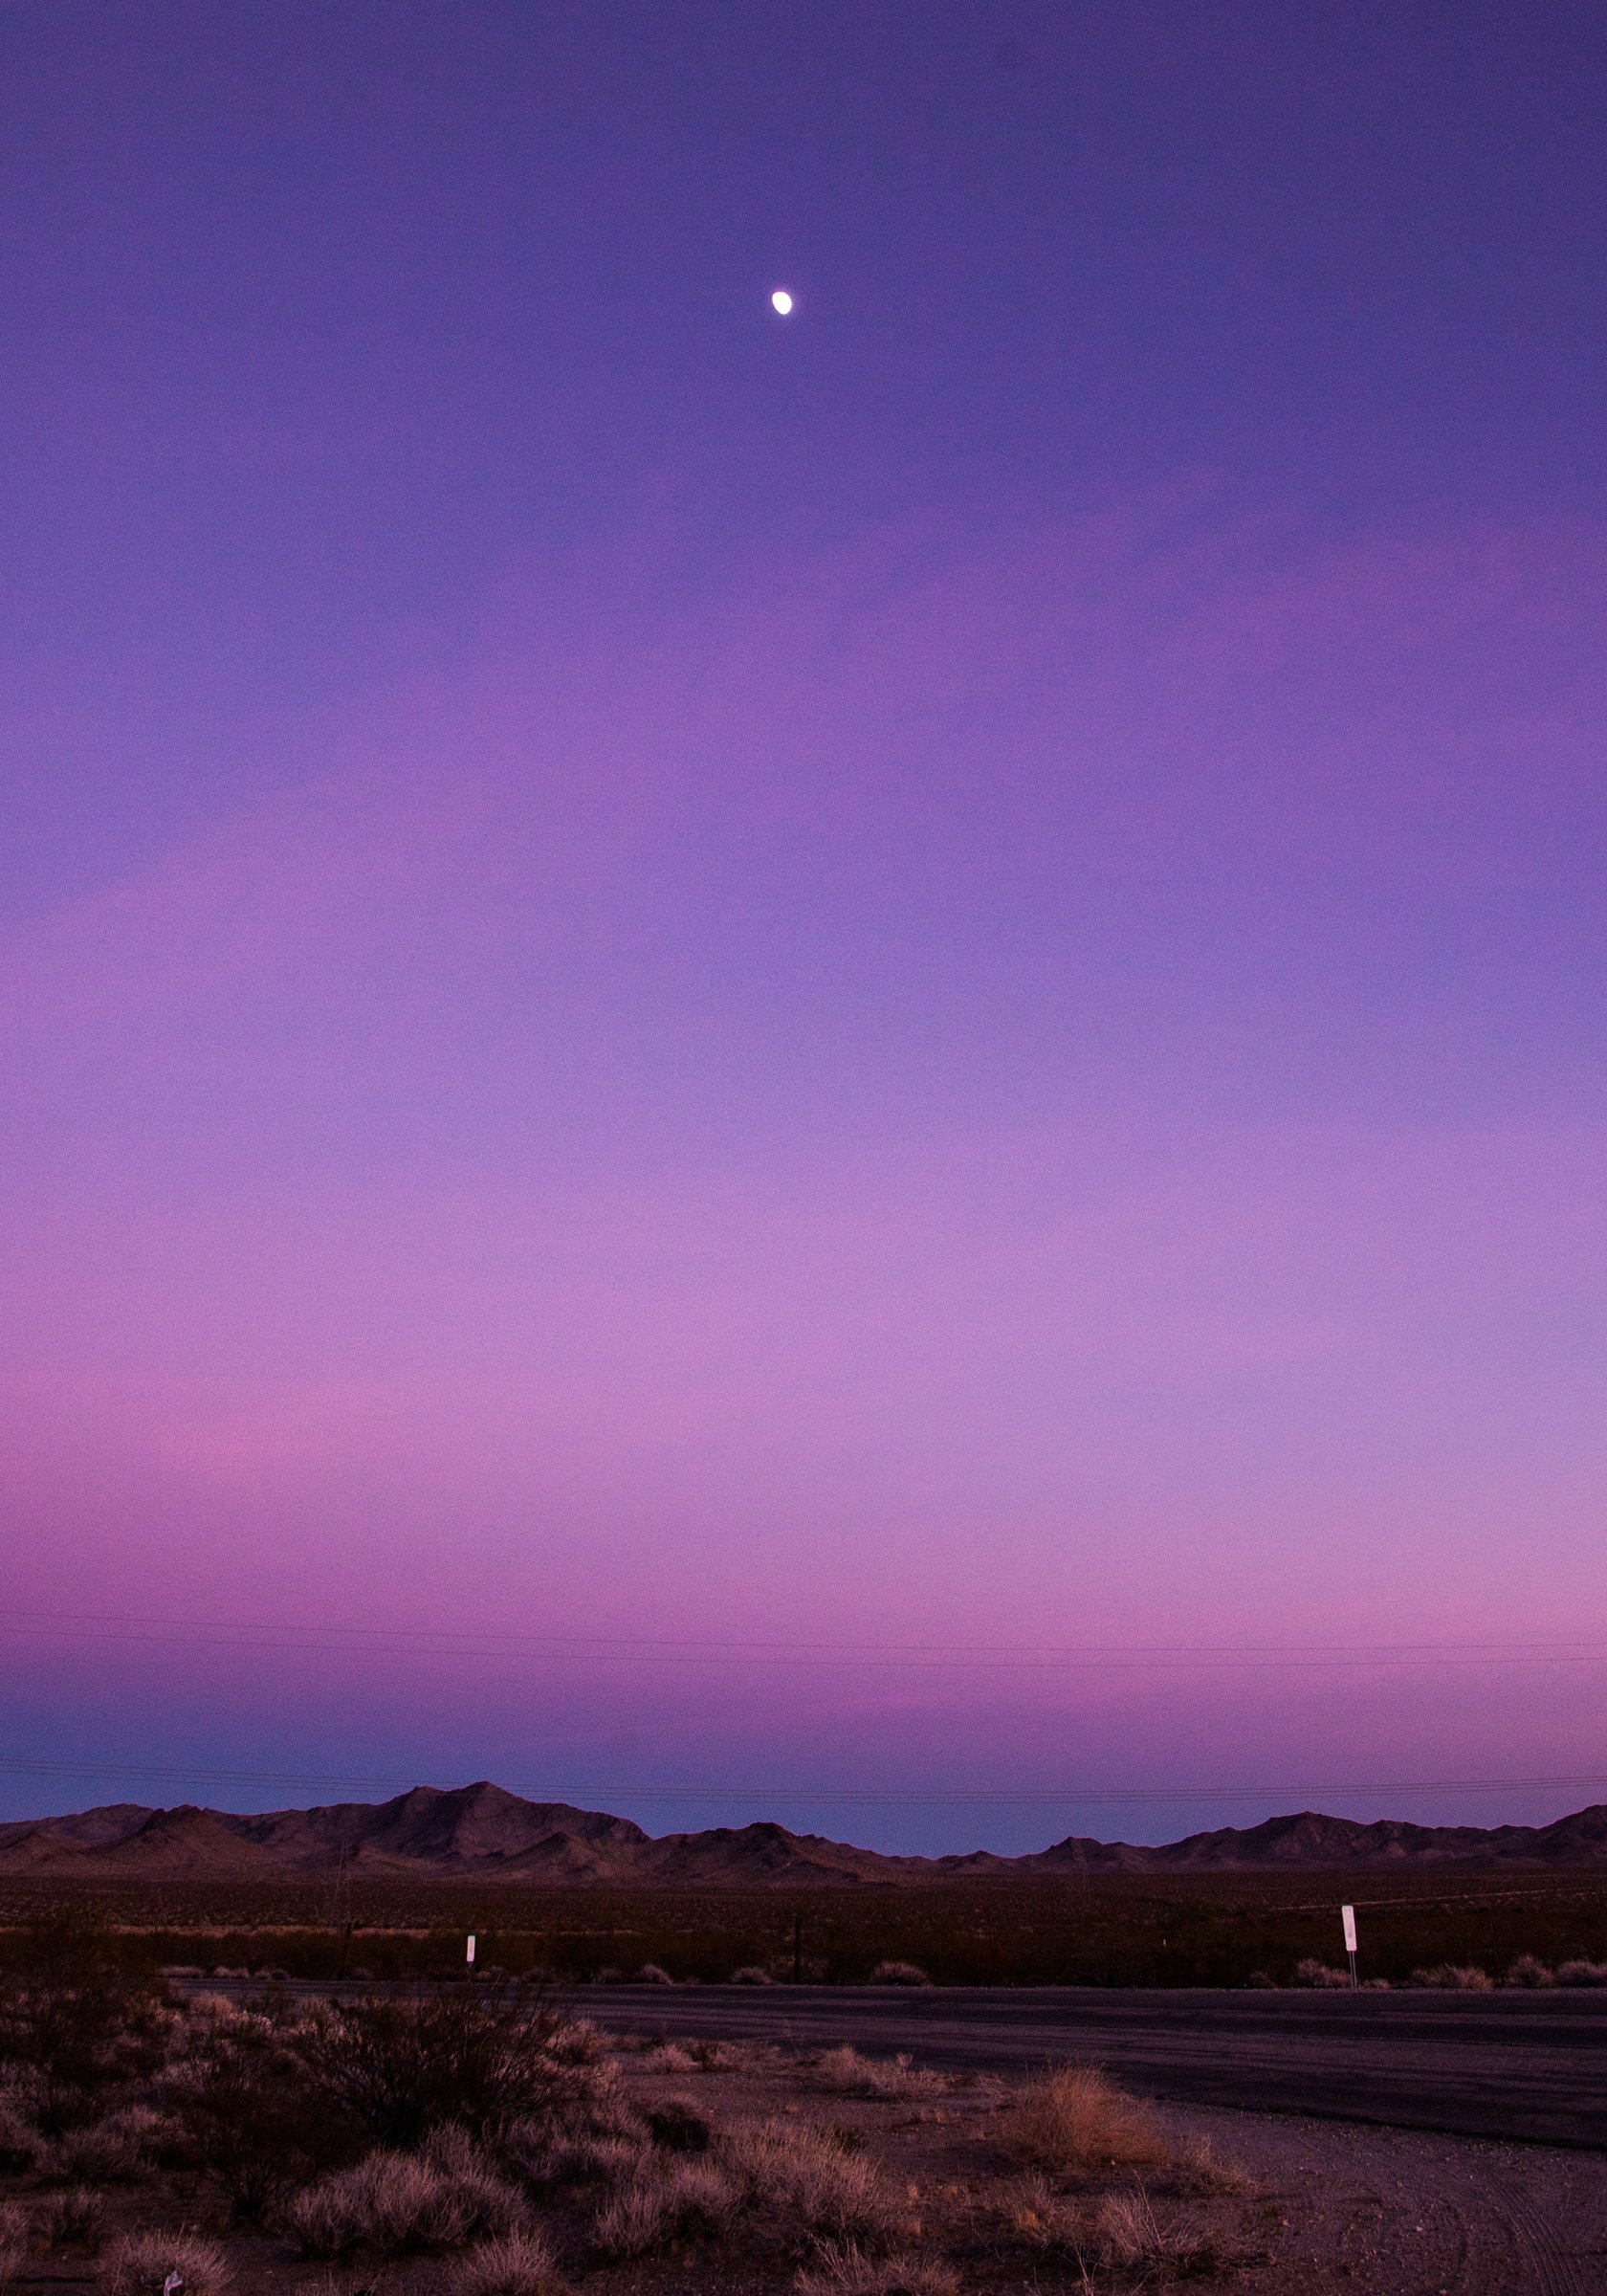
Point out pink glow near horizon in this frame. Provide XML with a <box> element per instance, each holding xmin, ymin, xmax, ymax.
<box><xmin>4</xmin><ymin>498</ymin><xmax>1606</xmax><ymax>1849</ymax></box>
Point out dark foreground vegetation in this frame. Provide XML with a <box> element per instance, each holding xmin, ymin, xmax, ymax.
<box><xmin>5</xmin><ymin>1872</ymin><xmax>1607</xmax><ymax>1988</ymax></box>
<box><xmin>0</xmin><ymin>1936</ymin><xmax>1270</xmax><ymax>2295</ymax></box>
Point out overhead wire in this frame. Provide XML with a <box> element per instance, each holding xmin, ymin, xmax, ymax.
<box><xmin>2</xmin><ymin>1755</ymin><xmax>1606</xmax><ymax>1808</ymax></box>
<box><xmin>6</xmin><ymin>1609</ymin><xmax>1607</xmax><ymax>1671</ymax></box>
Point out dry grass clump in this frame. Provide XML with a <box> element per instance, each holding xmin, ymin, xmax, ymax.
<box><xmin>50</xmin><ymin>2106</ymin><xmax>178</xmax><ymax>2184</ymax></box>
<box><xmin>1555</xmin><ymin>1958</ymin><xmax>1607</xmax><ymax>1986</ymax></box>
<box><xmin>1082</xmin><ymin>2191</ymin><xmax>1165</xmax><ymax>2270</ymax></box>
<box><xmin>502</xmin><ymin>2129</ymin><xmax>649</xmax><ymax>2192</ymax></box>
<box><xmin>587</xmin><ymin>2113</ymin><xmax>911</xmax><ymax>2262</ymax></box>
<box><xmin>543</xmin><ymin>2020</ymin><xmax>609</xmax><ymax>2064</ymax></box>
<box><xmin>999</xmin><ymin>2172</ymin><xmax>1080</xmax><ymax>2248</ymax></box>
<box><xmin>685</xmin><ymin>2039</ymin><xmax>760</xmax><ymax>2072</ymax></box>
<box><xmin>867</xmin><ymin>1963</ymin><xmax>932</xmax><ymax>1988</ymax></box>
<box><xmin>995</xmin><ymin>2066</ymin><xmax>1170</xmax><ymax>2180</ymax></box>
<box><xmin>99</xmin><ymin>2231</ymin><xmax>234</xmax><ymax>2296</ymax></box>
<box><xmin>1077</xmin><ymin>2192</ymin><xmax>1239</xmax><ymax>2280</ymax></box>
<box><xmin>634</xmin><ymin>1965</ymin><xmax>674</xmax><ymax>1986</ymax></box>
<box><xmin>491</xmin><ymin>2057</ymin><xmax>650</xmax><ymax>2190</ymax></box>
<box><xmin>284</xmin><ymin>2144</ymin><xmax>526</xmax><ymax>2257</ymax></box>
<box><xmin>1505</xmin><ymin>1954</ymin><xmax>1556</xmax><ymax>1988</ymax></box>
<box><xmin>721</xmin><ymin>2118</ymin><xmax>912</xmax><ymax>2247</ymax></box>
<box><xmin>0</xmin><ymin>2204</ymin><xmax>28</xmax><ymax>2290</ymax></box>
<box><xmin>183</xmin><ymin>1992</ymin><xmax>242</xmax><ymax>2021</ymax></box>
<box><xmin>447</xmin><ymin>2228</ymin><xmax>566</xmax><ymax>2296</ymax></box>
<box><xmin>1166</xmin><ymin>2135</ymin><xmax>1255</xmax><ymax>2198</ymax></box>
<box><xmin>729</xmin><ymin>1965</ymin><xmax>776</xmax><ymax>1985</ymax></box>
<box><xmin>808</xmin><ymin>2047</ymin><xmax>950</xmax><ymax>2103</ymax></box>
<box><xmin>0</xmin><ymin>2098</ymin><xmax>42</xmax><ymax>2175</ymax></box>
<box><xmin>1291</xmin><ymin>1959</ymin><xmax>1352</xmax><ymax>1990</ymax></box>
<box><xmin>36</xmin><ymin>2186</ymin><xmax>108</xmax><ymax>2247</ymax></box>
<box><xmin>640</xmin><ymin>2042</ymin><xmax>696</xmax><ymax>2073</ymax></box>
<box><xmin>592</xmin><ymin>2159</ymin><xmax>741</xmax><ymax>2257</ymax></box>
<box><xmin>998</xmin><ymin>2160</ymin><xmax>1247</xmax><ymax>2270</ymax></box>
<box><xmin>795</xmin><ymin>2240</ymin><xmax>959</xmax><ymax>2296</ymax></box>
<box><xmin>1410</xmin><ymin>1964</ymin><xmax>1493</xmax><ymax>1990</ymax></box>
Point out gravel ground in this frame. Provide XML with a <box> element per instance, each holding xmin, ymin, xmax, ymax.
<box><xmin>1153</xmin><ymin>2098</ymin><xmax>1607</xmax><ymax>2295</ymax></box>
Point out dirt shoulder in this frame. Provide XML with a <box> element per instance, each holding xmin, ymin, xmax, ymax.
<box><xmin>1155</xmin><ymin>2098</ymin><xmax>1607</xmax><ymax>2295</ymax></box>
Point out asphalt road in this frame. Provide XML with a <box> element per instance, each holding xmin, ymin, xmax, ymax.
<box><xmin>570</xmin><ymin>1984</ymin><xmax>1607</xmax><ymax>2151</ymax></box>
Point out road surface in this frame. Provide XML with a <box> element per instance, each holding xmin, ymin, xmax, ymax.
<box><xmin>571</xmin><ymin>1983</ymin><xmax>1607</xmax><ymax>2150</ymax></box>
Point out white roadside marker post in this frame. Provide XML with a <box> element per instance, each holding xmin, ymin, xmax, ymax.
<box><xmin>1341</xmin><ymin>1903</ymin><xmax>1358</xmax><ymax>1990</ymax></box>
<box><xmin>466</xmin><ymin>1933</ymin><xmax>476</xmax><ymax>1983</ymax></box>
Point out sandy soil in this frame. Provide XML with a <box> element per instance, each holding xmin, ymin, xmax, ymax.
<box><xmin>1157</xmin><ymin>2099</ymin><xmax>1607</xmax><ymax>2295</ymax></box>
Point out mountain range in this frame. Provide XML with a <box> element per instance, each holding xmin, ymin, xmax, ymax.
<box><xmin>3</xmin><ymin>1782</ymin><xmax>1607</xmax><ymax>1883</ymax></box>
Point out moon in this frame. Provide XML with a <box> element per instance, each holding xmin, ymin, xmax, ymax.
<box><xmin>770</xmin><ymin>289</ymin><xmax>794</xmax><ymax>316</ymax></box>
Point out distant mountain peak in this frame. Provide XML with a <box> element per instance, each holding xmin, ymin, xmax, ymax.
<box><xmin>5</xmin><ymin>1787</ymin><xmax>1607</xmax><ymax>1882</ymax></box>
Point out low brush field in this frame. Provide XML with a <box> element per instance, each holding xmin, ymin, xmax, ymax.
<box><xmin>5</xmin><ymin>1871</ymin><xmax>1607</xmax><ymax>1988</ymax></box>
<box><xmin>0</xmin><ymin>1962</ymin><xmax>1271</xmax><ymax>2296</ymax></box>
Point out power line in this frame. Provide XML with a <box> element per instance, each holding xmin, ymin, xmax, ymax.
<box><xmin>2</xmin><ymin>1755</ymin><xmax>1605</xmax><ymax>1809</ymax></box>
<box><xmin>6</xmin><ymin>1610</ymin><xmax>1607</xmax><ymax>1672</ymax></box>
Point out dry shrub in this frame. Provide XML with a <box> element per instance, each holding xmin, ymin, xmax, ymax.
<box><xmin>0</xmin><ymin>2206</ymin><xmax>27</xmax><ymax>2291</ymax></box>
<box><xmin>795</xmin><ymin>2241</ymin><xmax>959</xmax><ymax>2296</ymax></box>
<box><xmin>1410</xmin><ymin>1965</ymin><xmax>1493</xmax><ymax>1991</ymax></box>
<box><xmin>0</xmin><ymin>2097</ymin><xmax>42</xmax><ymax>2175</ymax></box>
<box><xmin>543</xmin><ymin>2021</ymin><xmax>608</xmax><ymax>2064</ymax></box>
<box><xmin>0</xmin><ymin>1976</ymin><xmax>170</xmax><ymax>2136</ymax></box>
<box><xmin>635</xmin><ymin>1965</ymin><xmax>674</xmax><ymax>1986</ymax></box>
<box><xmin>592</xmin><ymin>2159</ymin><xmax>741</xmax><ymax>2257</ymax></box>
<box><xmin>809</xmin><ymin>2048</ymin><xmax>950</xmax><ymax>2104</ymax></box>
<box><xmin>721</xmin><ymin>2118</ymin><xmax>911</xmax><ymax>2247</ymax></box>
<box><xmin>1556</xmin><ymin>1959</ymin><xmax>1607</xmax><ymax>1987</ymax></box>
<box><xmin>165</xmin><ymin>2009</ymin><xmax>363</xmax><ymax>2219</ymax></box>
<box><xmin>448</xmin><ymin>2228</ymin><xmax>565</xmax><ymax>2296</ymax></box>
<box><xmin>501</xmin><ymin>2127</ymin><xmax>649</xmax><ymax>2192</ymax></box>
<box><xmin>641</xmin><ymin>2043</ymin><xmax>696</xmax><ymax>2073</ymax></box>
<box><xmin>285</xmin><ymin>2145</ymin><xmax>526</xmax><ymax>2257</ymax></box>
<box><xmin>995</xmin><ymin>2067</ymin><xmax>1169</xmax><ymax>2180</ymax></box>
<box><xmin>287</xmin><ymin>1988</ymin><xmax>570</xmax><ymax>2147</ymax></box>
<box><xmin>36</xmin><ymin>2188</ymin><xmax>107</xmax><ymax>2248</ymax></box>
<box><xmin>50</xmin><ymin>2107</ymin><xmax>178</xmax><ymax>2184</ymax></box>
<box><xmin>99</xmin><ymin>2232</ymin><xmax>233</xmax><ymax>2296</ymax></box>
<box><xmin>493</xmin><ymin>2059</ymin><xmax>649</xmax><ymax>2188</ymax></box>
<box><xmin>868</xmin><ymin>1963</ymin><xmax>932</xmax><ymax>1988</ymax></box>
<box><xmin>729</xmin><ymin>1966</ymin><xmax>776</xmax><ymax>1985</ymax></box>
<box><xmin>1291</xmin><ymin>1959</ymin><xmax>1351</xmax><ymax>1990</ymax></box>
<box><xmin>1505</xmin><ymin>1954</ymin><xmax>1556</xmax><ymax>1988</ymax></box>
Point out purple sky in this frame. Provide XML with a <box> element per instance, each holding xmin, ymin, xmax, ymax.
<box><xmin>3</xmin><ymin>2</ymin><xmax>1605</xmax><ymax>1852</ymax></box>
